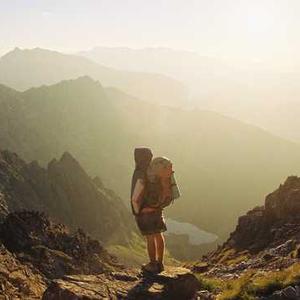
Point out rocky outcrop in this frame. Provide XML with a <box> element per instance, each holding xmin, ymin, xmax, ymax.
<box><xmin>265</xmin><ymin>176</ymin><xmax>300</xmax><ymax>221</ymax></box>
<box><xmin>0</xmin><ymin>211</ymin><xmax>201</xmax><ymax>299</ymax></box>
<box><xmin>196</xmin><ymin>178</ymin><xmax>300</xmax><ymax>274</ymax></box>
<box><xmin>187</xmin><ymin>177</ymin><xmax>300</xmax><ymax>299</ymax></box>
<box><xmin>42</xmin><ymin>267</ymin><xmax>200</xmax><ymax>300</ymax></box>
<box><xmin>225</xmin><ymin>176</ymin><xmax>300</xmax><ymax>253</ymax></box>
<box><xmin>0</xmin><ymin>240</ymin><xmax>46</xmax><ymax>299</ymax></box>
<box><xmin>263</xmin><ymin>285</ymin><xmax>300</xmax><ymax>300</ymax></box>
<box><xmin>0</xmin><ymin>211</ymin><xmax>125</xmax><ymax>299</ymax></box>
<box><xmin>0</xmin><ymin>149</ymin><xmax>134</xmax><ymax>245</ymax></box>
<box><xmin>0</xmin><ymin>211</ymin><xmax>120</xmax><ymax>280</ymax></box>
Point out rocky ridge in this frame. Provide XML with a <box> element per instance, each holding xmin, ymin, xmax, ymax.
<box><xmin>0</xmin><ymin>239</ymin><xmax>46</xmax><ymax>299</ymax></box>
<box><xmin>2</xmin><ymin>149</ymin><xmax>300</xmax><ymax>299</ymax></box>
<box><xmin>190</xmin><ymin>176</ymin><xmax>300</xmax><ymax>299</ymax></box>
<box><xmin>0</xmin><ymin>149</ymin><xmax>201</xmax><ymax>299</ymax></box>
<box><xmin>0</xmin><ymin>211</ymin><xmax>119</xmax><ymax>279</ymax></box>
<box><xmin>0</xmin><ymin>149</ymin><xmax>134</xmax><ymax>245</ymax></box>
<box><xmin>0</xmin><ymin>211</ymin><xmax>200</xmax><ymax>299</ymax></box>
<box><xmin>0</xmin><ymin>210</ymin><xmax>118</xmax><ymax>299</ymax></box>
<box><xmin>42</xmin><ymin>267</ymin><xmax>200</xmax><ymax>300</ymax></box>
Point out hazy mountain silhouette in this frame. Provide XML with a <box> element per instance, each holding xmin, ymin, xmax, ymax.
<box><xmin>1</xmin><ymin>77</ymin><xmax>300</xmax><ymax>241</ymax></box>
<box><xmin>80</xmin><ymin>47</ymin><xmax>300</xmax><ymax>142</ymax></box>
<box><xmin>0</xmin><ymin>47</ymin><xmax>187</xmax><ymax>107</ymax></box>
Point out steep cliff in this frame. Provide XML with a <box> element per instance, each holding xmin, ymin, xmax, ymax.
<box><xmin>190</xmin><ymin>177</ymin><xmax>300</xmax><ymax>299</ymax></box>
<box><xmin>0</xmin><ymin>149</ymin><xmax>134</xmax><ymax>245</ymax></box>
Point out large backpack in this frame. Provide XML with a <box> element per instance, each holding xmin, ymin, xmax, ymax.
<box><xmin>143</xmin><ymin>157</ymin><xmax>180</xmax><ymax>209</ymax></box>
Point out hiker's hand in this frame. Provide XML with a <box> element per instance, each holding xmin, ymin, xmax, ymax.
<box><xmin>131</xmin><ymin>179</ymin><xmax>145</xmax><ymax>215</ymax></box>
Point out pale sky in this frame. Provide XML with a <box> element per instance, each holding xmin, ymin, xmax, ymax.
<box><xmin>0</xmin><ymin>0</ymin><xmax>300</xmax><ymax>65</ymax></box>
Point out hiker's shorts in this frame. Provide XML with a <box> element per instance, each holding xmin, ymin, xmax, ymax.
<box><xmin>135</xmin><ymin>209</ymin><xmax>167</xmax><ymax>236</ymax></box>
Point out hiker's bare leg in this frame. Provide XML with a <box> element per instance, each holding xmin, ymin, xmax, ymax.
<box><xmin>154</xmin><ymin>233</ymin><xmax>165</xmax><ymax>264</ymax></box>
<box><xmin>146</xmin><ymin>234</ymin><xmax>156</xmax><ymax>262</ymax></box>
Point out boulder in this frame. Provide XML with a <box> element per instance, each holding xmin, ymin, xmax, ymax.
<box><xmin>264</xmin><ymin>285</ymin><xmax>300</xmax><ymax>300</ymax></box>
<box><xmin>0</xmin><ymin>211</ymin><xmax>119</xmax><ymax>279</ymax></box>
<box><xmin>191</xmin><ymin>262</ymin><xmax>209</xmax><ymax>273</ymax></box>
<box><xmin>219</xmin><ymin>177</ymin><xmax>300</xmax><ymax>253</ymax></box>
<box><xmin>265</xmin><ymin>176</ymin><xmax>300</xmax><ymax>221</ymax></box>
<box><xmin>196</xmin><ymin>290</ymin><xmax>215</xmax><ymax>299</ymax></box>
<box><xmin>0</xmin><ymin>241</ymin><xmax>46</xmax><ymax>299</ymax></box>
<box><xmin>42</xmin><ymin>267</ymin><xmax>201</xmax><ymax>300</ymax></box>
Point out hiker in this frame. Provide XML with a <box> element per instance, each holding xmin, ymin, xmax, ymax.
<box><xmin>131</xmin><ymin>148</ymin><xmax>180</xmax><ymax>274</ymax></box>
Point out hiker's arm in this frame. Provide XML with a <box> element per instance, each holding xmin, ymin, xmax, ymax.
<box><xmin>131</xmin><ymin>179</ymin><xmax>145</xmax><ymax>215</ymax></box>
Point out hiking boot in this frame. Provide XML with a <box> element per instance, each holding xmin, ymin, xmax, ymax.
<box><xmin>141</xmin><ymin>261</ymin><xmax>160</xmax><ymax>274</ymax></box>
<box><xmin>141</xmin><ymin>261</ymin><xmax>164</xmax><ymax>274</ymax></box>
<box><xmin>156</xmin><ymin>262</ymin><xmax>164</xmax><ymax>273</ymax></box>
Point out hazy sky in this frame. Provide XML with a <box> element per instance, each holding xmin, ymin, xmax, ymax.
<box><xmin>1</xmin><ymin>0</ymin><xmax>299</xmax><ymax>65</ymax></box>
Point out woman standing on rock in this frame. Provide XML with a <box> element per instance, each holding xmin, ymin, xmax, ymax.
<box><xmin>131</xmin><ymin>147</ymin><xmax>180</xmax><ymax>274</ymax></box>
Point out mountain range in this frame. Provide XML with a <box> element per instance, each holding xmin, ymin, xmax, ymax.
<box><xmin>2</xmin><ymin>175</ymin><xmax>300</xmax><ymax>299</ymax></box>
<box><xmin>0</xmin><ymin>47</ymin><xmax>186</xmax><ymax>107</ymax></box>
<box><xmin>0</xmin><ymin>149</ymin><xmax>134</xmax><ymax>246</ymax></box>
<box><xmin>0</xmin><ymin>76</ymin><xmax>300</xmax><ymax>243</ymax></box>
<box><xmin>79</xmin><ymin>46</ymin><xmax>300</xmax><ymax>142</ymax></box>
<box><xmin>1</xmin><ymin>47</ymin><xmax>300</xmax><ymax>298</ymax></box>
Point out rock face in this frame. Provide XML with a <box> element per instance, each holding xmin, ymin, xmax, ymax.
<box><xmin>188</xmin><ymin>177</ymin><xmax>300</xmax><ymax>299</ymax></box>
<box><xmin>0</xmin><ymin>211</ymin><xmax>120</xmax><ymax>280</ymax></box>
<box><xmin>0</xmin><ymin>240</ymin><xmax>46</xmax><ymax>299</ymax></box>
<box><xmin>198</xmin><ymin>177</ymin><xmax>300</xmax><ymax>273</ymax></box>
<box><xmin>0</xmin><ymin>211</ymin><xmax>121</xmax><ymax>299</ymax></box>
<box><xmin>0</xmin><ymin>211</ymin><xmax>201</xmax><ymax>299</ymax></box>
<box><xmin>42</xmin><ymin>267</ymin><xmax>200</xmax><ymax>300</ymax></box>
<box><xmin>227</xmin><ymin>176</ymin><xmax>300</xmax><ymax>253</ymax></box>
<box><xmin>264</xmin><ymin>285</ymin><xmax>300</xmax><ymax>300</ymax></box>
<box><xmin>265</xmin><ymin>176</ymin><xmax>300</xmax><ymax>221</ymax></box>
<box><xmin>0</xmin><ymin>149</ymin><xmax>134</xmax><ymax>245</ymax></box>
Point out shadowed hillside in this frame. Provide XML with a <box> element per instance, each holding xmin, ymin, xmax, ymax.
<box><xmin>0</xmin><ymin>149</ymin><xmax>134</xmax><ymax>245</ymax></box>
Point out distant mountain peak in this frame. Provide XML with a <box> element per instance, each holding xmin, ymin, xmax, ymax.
<box><xmin>1</xmin><ymin>47</ymin><xmax>22</xmax><ymax>60</ymax></box>
<box><xmin>47</xmin><ymin>151</ymin><xmax>83</xmax><ymax>174</ymax></box>
<box><xmin>73</xmin><ymin>75</ymin><xmax>97</xmax><ymax>84</ymax></box>
<box><xmin>10</xmin><ymin>47</ymin><xmax>22</xmax><ymax>53</ymax></box>
<box><xmin>0</xmin><ymin>149</ymin><xmax>134</xmax><ymax>244</ymax></box>
<box><xmin>60</xmin><ymin>151</ymin><xmax>75</xmax><ymax>161</ymax></box>
<box><xmin>58</xmin><ymin>151</ymin><xmax>83</xmax><ymax>170</ymax></box>
<box><xmin>10</xmin><ymin>46</ymin><xmax>22</xmax><ymax>52</ymax></box>
<box><xmin>47</xmin><ymin>158</ymin><xmax>58</xmax><ymax>169</ymax></box>
<box><xmin>55</xmin><ymin>75</ymin><xmax>101</xmax><ymax>87</ymax></box>
<box><xmin>3</xmin><ymin>47</ymin><xmax>56</xmax><ymax>56</ymax></box>
<box><xmin>23</xmin><ymin>75</ymin><xmax>105</xmax><ymax>98</ymax></box>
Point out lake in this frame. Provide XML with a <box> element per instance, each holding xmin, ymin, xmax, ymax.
<box><xmin>165</xmin><ymin>218</ymin><xmax>218</xmax><ymax>245</ymax></box>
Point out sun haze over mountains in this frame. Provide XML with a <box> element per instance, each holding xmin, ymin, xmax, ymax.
<box><xmin>1</xmin><ymin>1</ymin><xmax>300</xmax><ymax>298</ymax></box>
